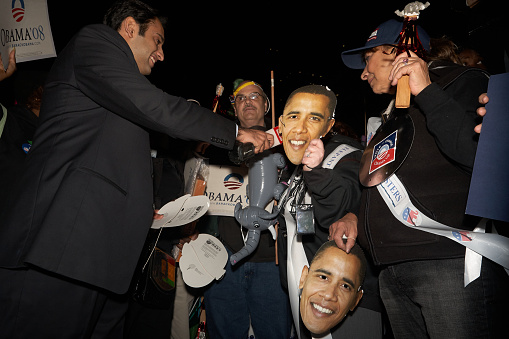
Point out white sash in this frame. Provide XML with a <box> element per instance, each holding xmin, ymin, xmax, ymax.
<box><xmin>367</xmin><ymin>117</ymin><xmax>509</xmax><ymax>286</ymax></box>
<box><xmin>377</xmin><ymin>174</ymin><xmax>509</xmax><ymax>286</ymax></box>
<box><xmin>285</xmin><ymin>196</ymin><xmax>333</xmax><ymax>339</ymax></box>
<box><xmin>284</xmin><ymin>144</ymin><xmax>359</xmax><ymax>339</ymax></box>
<box><xmin>322</xmin><ymin>144</ymin><xmax>359</xmax><ymax>169</ymax></box>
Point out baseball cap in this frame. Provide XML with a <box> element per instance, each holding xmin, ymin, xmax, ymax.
<box><xmin>341</xmin><ymin>19</ymin><xmax>430</xmax><ymax>69</ymax></box>
<box><xmin>230</xmin><ymin>80</ymin><xmax>271</xmax><ymax>114</ymax></box>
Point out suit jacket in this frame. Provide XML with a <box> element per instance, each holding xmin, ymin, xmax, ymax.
<box><xmin>0</xmin><ymin>24</ymin><xmax>236</xmax><ymax>294</ymax></box>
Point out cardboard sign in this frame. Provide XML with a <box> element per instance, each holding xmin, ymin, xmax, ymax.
<box><xmin>151</xmin><ymin>194</ymin><xmax>210</xmax><ymax>229</ymax></box>
<box><xmin>204</xmin><ymin>164</ymin><xmax>249</xmax><ymax>216</ymax></box>
<box><xmin>179</xmin><ymin>234</ymin><xmax>228</xmax><ymax>288</ymax></box>
<box><xmin>184</xmin><ymin>155</ymin><xmax>277</xmax><ymax>217</ymax></box>
<box><xmin>266</xmin><ymin>126</ymin><xmax>282</xmax><ymax>147</ymax></box>
<box><xmin>0</xmin><ymin>0</ymin><xmax>56</xmax><ymax>66</ymax></box>
<box><xmin>466</xmin><ymin>73</ymin><xmax>509</xmax><ymax>222</ymax></box>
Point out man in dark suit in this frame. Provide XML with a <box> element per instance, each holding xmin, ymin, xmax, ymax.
<box><xmin>0</xmin><ymin>1</ymin><xmax>271</xmax><ymax>338</ymax></box>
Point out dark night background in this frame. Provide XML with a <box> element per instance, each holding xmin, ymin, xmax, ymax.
<box><xmin>2</xmin><ymin>0</ymin><xmax>507</xmax><ymax>138</ymax></box>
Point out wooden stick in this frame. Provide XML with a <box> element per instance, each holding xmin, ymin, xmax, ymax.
<box><xmin>271</xmin><ymin>70</ymin><xmax>275</xmax><ymax>128</ymax></box>
<box><xmin>270</xmin><ymin>70</ymin><xmax>278</xmax><ymax>263</ymax></box>
<box><xmin>275</xmin><ymin>223</ymin><xmax>278</xmax><ymax>265</ymax></box>
<box><xmin>395</xmin><ymin>75</ymin><xmax>411</xmax><ymax>108</ymax></box>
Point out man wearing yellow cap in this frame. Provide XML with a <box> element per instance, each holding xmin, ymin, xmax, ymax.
<box><xmin>202</xmin><ymin>80</ymin><xmax>292</xmax><ymax>339</ymax></box>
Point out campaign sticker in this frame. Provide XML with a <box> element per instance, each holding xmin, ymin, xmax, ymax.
<box><xmin>452</xmin><ymin>231</ymin><xmax>473</xmax><ymax>242</ymax></box>
<box><xmin>369</xmin><ymin>130</ymin><xmax>397</xmax><ymax>174</ymax></box>
<box><xmin>22</xmin><ymin>142</ymin><xmax>31</xmax><ymax>154</ymax></box>
<box><xmin>402</xmin><ymin>207</ymin><xmax>421</xmax><ymax>226</ymax></box>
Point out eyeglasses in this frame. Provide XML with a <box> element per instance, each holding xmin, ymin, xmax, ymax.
<box><xmin>234</xmin><ymin>92</ymin><xmax>263</xmax><ymax>103</ymax></box>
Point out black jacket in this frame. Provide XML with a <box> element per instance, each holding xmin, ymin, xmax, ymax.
<box><xmin>358</xmin><ymin>61</ymin><xmax>490</xmax><ymax>265</ymax></box>
<box><xmin>0</xmin><ymin>24</ymin><xmax>236</xmax><ymax>294</ymax></box>
<box><xmin>0</xmin><ymin>105</ymin><xmax>38</xmax><ymax>215</ymax></box>
<box><xmin>302</xmin><ymin>135</ymin><xmax>364</xmax><ymax>259</ymax></box>
<box><xmin>277</xmin><ymin>135</ymin><xmax>384</xmax><ymax>338</ymax></box>
<box><xmin>276</xmin><ymin>134</ymin><xmax>365</xmax><ymax>290</ymax></box>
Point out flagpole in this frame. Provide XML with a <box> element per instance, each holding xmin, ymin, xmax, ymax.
<box><xmin>271</xmin><ymin>70</ymin><xmax>275</xmax><ymax>129</ymax></box>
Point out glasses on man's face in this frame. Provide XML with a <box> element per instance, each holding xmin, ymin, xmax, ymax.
<box><xmin>235</xmin><ymin>92</ymin><xmax>263</xmax><ymax>103</ymax></box>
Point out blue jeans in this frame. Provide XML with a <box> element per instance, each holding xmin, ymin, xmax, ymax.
<box><xmin>379</xmin><ymin>257</ymin><xmax>509</xmax><ymax>339</ymax></box>
<box><xmin>204</xmin><ymin>250</ymin><xmax>292</xmax><ymax>339</ymax></box>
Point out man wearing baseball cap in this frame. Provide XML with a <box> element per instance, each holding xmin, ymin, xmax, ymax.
<box><xmin>201</xmin><ymin>80</ymin><xmax>292</xmax><ymax>339</ymax></box>
<box><xmin>339</xmin><ymin>19</ymin><xmax>508</xmax><ymax>338</ymax></box>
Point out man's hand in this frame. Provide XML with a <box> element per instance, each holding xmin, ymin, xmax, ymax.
<box><xmin>153</xmin><ymin>209</ymin><xmax>164</xmax><ymax>221</ymax></box>
<box><xmin>328</xmin><ymin>212</ymin><xmax>358</xmax><ymax>253</ymax></box>
<box><xmin>236</xmin><ymin>127</ymin><xmax>274</xmax><ymax>153</ymax></box>
<box><xmin>0</xmin><ymin>49</ymin><xmax>17</xmax><ymax>82</ymax></box>
<box><xmin>475</xmin><ymin>93</ymin><xmax>489</xmax><ymax>134</ymax></box>
<box><xmin>302</xmin><ymin>139</ymin><xmax>324</xmax><ymax>171</ymax></box>
<box><xmin>177</xmin><ymin>231</ymin><xmax>199</xmax><ymax>251</ymax></box>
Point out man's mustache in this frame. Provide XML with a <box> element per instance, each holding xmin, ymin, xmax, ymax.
<box><xmin>243</xmin><ymin>104</ymin><xmax>256</xmax><ymax>112</ymax></box>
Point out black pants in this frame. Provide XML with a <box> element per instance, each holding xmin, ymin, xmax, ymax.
<box><xmin>379</xmin><ymin>257</ymin><xmax>509</xmax><ymax>338</ymax></box>
<box><xmin>0</xmin><ymin>266</ymin><xmax>128</xmax><ymax>339</ymax></box>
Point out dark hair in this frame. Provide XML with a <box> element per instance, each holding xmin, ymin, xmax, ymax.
<box><xmin>428</xmin><ymin>37</ymin><xmax>461</xmax><ymax>65</ymax></box>
<box><xmin>103</xmin><ymin>0</ymin><xmax>167</xmax><ymax>36</ymax></box>
<box><xmin>311</xmin><ymin>240</ymin><xmax>367</xmax><ymax>286</ymax></box>
<box><xmin>329</xmin><ymin>121</ymin><xmax>360</xmax><ymax>142</ymax></box>
<box><xmin>285</xmin><ymin>85</ymin><xmax>337</xmax><ymax>119</ymax></box>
